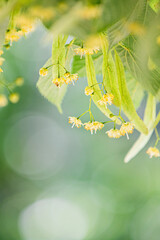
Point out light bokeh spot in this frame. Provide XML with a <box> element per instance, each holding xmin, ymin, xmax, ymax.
<box><xmin>19</xmin><ymin>197</ymin><xmax>89</xmax><ymax>240</ymax></box>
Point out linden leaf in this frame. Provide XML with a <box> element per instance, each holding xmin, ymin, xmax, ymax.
<box><xmin>124</xmin><ymin>94</ymin><xmax>156</xmax><ymax>163</ymax></box>
<box><xmin>115</xmin><ymin>50</ymin><xmax>148</xmax><ymax>134</ymax></box>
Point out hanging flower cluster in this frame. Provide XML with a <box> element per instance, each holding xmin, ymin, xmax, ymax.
<box><xmin>74</xmin><ymin>47</ymin><xmax>99</xmax><ymax>58</ymax></box>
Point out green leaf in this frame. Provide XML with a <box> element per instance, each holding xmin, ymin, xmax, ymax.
<box><xmin>85</xmin><ymin>55</ymin><xmax>121</xmax><ymax>125</ymax></box>
<box><xmin>37</xmin><ymin>58</ymin><xmax>67</xmax><ymax>113</ymax></box>
<box><xmin>124</xmin><ymin>94</ymin><xmax>156</xmax><ymax>163</ymax></box>
<box><xmin>101</xmin><ymin>35</ymin><xmax>121</xmax><ymax>107</ymax></box>
<box><xmin>125</xmin><ymin>71</ymin><xmax>144</xmax><ymax>109</ymax></box>
<box><xmin>115</xmin><ymin>50</ymin><xmax>148</xmax><ymax>134</ymax></box>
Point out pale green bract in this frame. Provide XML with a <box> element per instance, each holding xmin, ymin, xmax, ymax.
<box><xmin>124</xmin><ymin>94</ymin><xmax>156</xmax><ymax>163</ymax></box>
<box><xmin>85</xmin><ymin>55</ymin><xmax>121</xmax><ymax>125</ymax></box>
<box><xmin>37</xmin><ymin>57</ymin><xmax>67</xmax><ymax>113</ymax></box>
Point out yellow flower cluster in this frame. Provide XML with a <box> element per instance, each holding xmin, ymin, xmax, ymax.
<box><xmin>5</xmin><ymin>30</ymin><xmax>21</xmax><ymax>45</ymax></box>
<box><xmin>120</xmin><ymin>122</ymin><xmax>135</xmax><ymax>139</ymax></box>
<box><xmin>52</xmin><ymin>73</ymin><xmax>78</xmax><ymax>87</ymax></box>
<box><xmin>146</xmin><ymin>147</ymin><xmax>160</xmax><ymax>158</ymax></box>
<box><xmin>78</xmin><ymin>5</ymin><xmax>102</xmax><ymax>20</ymax></box>
<box><xmin>29</xmin><ymin>6</ymin><xmax>55</xmax><ymax>21</ymax></box>
<box><xmin>39</xmin><ymin>68</ymin><xmax>48</xmax><ymax>76</ymax></box>
<box><xmin>15</xmin><ymin>77</ymin><xmax>24</xmax><ymax>87</ymax></box>
<box><xmin>74</xmin><ymin>47</ymin><xmax>99</xmax><ymax>58</ymax></box>
<box><xmin>13</xmin><ymin>14</ymin><xmax>35</xmax><ymax>34</ymax></box>
<box><xmin>84</xmin><ymin>121</ymin><xmax>104</xmax><ymax>134</ymax></box>
<box><xmin>68</xmin><ymin>116</ymin><xmax>135</xmax><ymax>138</ymax></box>
<box><xmin>85</xmin><ymin>86</ymin><xmax>94</xmax><ymax>96</ymax></box>
<box><xmin>0</xmin><ymin>77</ymin><xmax>23</xmax><ymax>108</ymax></box>
<box><xmin>98</xmin><ymin>93</ymin><xmax>114</xmax><ymax>106</ymax></box>
<box><xmin>0</xmin><ymin>92</ymin><xmax>20</xmax><ymax>107</ymax></box>
<box><xmin>68</xmin><ymin>117</ymin><xmax>104</xmax><ymax>134</ymax></box>
<box><xmin>4</xmin><ymin>14</ymin><xmax>35</xmax><ymax>47</ymax></box>
<box><xmin>106</xmin><ymin>129</ymin><xmax>121</xmax><ymax>138</ymax></box>
<box><xmin>106</xmin><ymin>122</ymin><xmax>135</xmax><ymax>139</ymax></box>
<box><xmin>68</xmin><ymin>117</ymin><xmax>82</xmax><ymax>128</ymax></box>
<box><xmin>63</xmin><ymin>73</ymin><xmax>79</xmax><ymax>85</ymax></box>
<box><xmin>9</xmin><ymin>93</ymin><xmax>20</xmax><ymax>104</ymax></box>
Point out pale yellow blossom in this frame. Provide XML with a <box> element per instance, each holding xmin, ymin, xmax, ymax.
<box><xmin>146</xmin><ymin>147</ymin><xmax>160</xmax><ymax>158</ymax></box>
<box><xmin>84</xmin><ymin>121</ymin><xmax>104</xmax><ymax>134</ymax></box>
<box><xmin>106</xmin><ymin>129</ymin><xmax>122</xmax><ymax>138</ymax></box>
<box><xmin>69</xmin><ymin>117</ymin><xmax>82</xmax><ymax>128</ymax></box>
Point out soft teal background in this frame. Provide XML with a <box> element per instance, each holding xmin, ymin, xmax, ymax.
<box><xmin>0</xmin><ymin>24</ymin><xmax>160</xmax><ymax>240</ymax></box>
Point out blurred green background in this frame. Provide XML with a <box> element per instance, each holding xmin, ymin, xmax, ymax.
<box><xmin>1</xmin><ymin>23</ymin><xmax>160</xmax><ymax>240</ymax></box>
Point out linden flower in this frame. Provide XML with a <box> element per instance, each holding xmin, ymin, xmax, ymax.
<box><xmin>5</xmin><ymin>30</ymin><xmax>21</xmax><ymax>43</ymax></box>
<box><xmin>120</xmin><ymin>122</ymin><xmax>134</xmax><ymax>139</ymax></box>
<box><xmin>146</xmin><ymin>147</ymin><xmax>160</xmax><ymax>158</ymax></box>
<box><xmin>0</xmin><ymin>50</ymin><xmax>3</xmax><ymax>56</ymax></box>
<box><xmin>15</xmin><ymin>77</ymin><xmax>24</xmax><ymax>86</ymax></box>
<box><xmin>14</xmin><ymin>15</ymin><xmax>35</xmax><ymax>34</ymax></box>
<box><xmin>106</xmin><ymin>129</ymin><xmax>122</xmax><ymax>138</ymax></box>
<box><xmin>78</xmin><ymin>5</ymin><xmax>102</xmax><ymax>20</ymax></box>
<box><xmin>69</xmin><ymin>117</ymin><xmax>82</xmax><ymax>128</ymax></box>
<box><xmin>74</xmin><ymin>47</ymin><xmax>99</xmax><ymax>58</ymax></box>
<box><xmin>98</xmin><ymin>93</ymin><xmax>114</xmax><ymax>106</ymax></box>
<box><xmin>29</xmin><ymin>6</ymin><xmax>55</xmax><ymax>21</ymax></box>
<box><xmin>52</xmin><ymin>77</ymin><xmax>65</xmax><ymax>87</ymax></box>
<box><xmin>84</xmin><ymin>121</ymin><xmax>104</xmax><ymax>134</ymax></box>
<box><xmin>39</xmin><ymin>68</ymin><xmax>48</xmax><ymax>76</ymax></box>
<box><xmin>9</xmin><ymin>93</ymin><xmax>20</xmax><ymax>103</ymax></box>
<box><xmin>85</xmin><ymin>86</ymin><xmax>94</xmax><ymax>96</ymax></box>
<box><xmin>0</xmin><ymin>68</ymin><xmax>3</xmax><ymax>73</ymax></box>
<box><xmin>0</xmin><ymin>94</ymin><xmax>8</xmax><ymax>107</ymax></box>
<box><xmin>74</xmin><ymin>48</ymin><xmax>86</xmax><ymax>58</ymax></box>
<box><xmin>64</xmin><ymin>73</ymin><xmax>78</xmax><ymax>85</ymax></box>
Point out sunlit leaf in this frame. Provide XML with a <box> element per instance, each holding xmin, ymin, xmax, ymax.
<box><xmin>115</xmin><ymin>50</ymin><xmax>148</xmax><ymax>134</ymax></box>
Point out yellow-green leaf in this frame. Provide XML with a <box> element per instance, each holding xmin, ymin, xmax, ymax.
<box><xmin>115</xmin><ymin>50</ymin><xmax>148</xmax><ymax>134</ymax></box>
